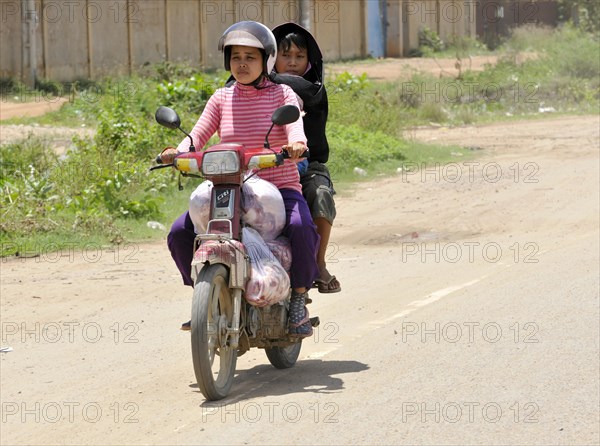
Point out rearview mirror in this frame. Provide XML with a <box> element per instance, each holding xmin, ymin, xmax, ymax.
<box><xmin>155</xmin><ymin>106</ymin><xmax>181</xmax><ymax>130</ymax></box>
<box><xmin>155</xmin><ymin>106</ymin><xmax>195</xmax><ymax>152</ymax></box>
<box><xmin>271</xmin><ymin>105</ymin><xmax>300</xmax><ymax>126</ymax></box>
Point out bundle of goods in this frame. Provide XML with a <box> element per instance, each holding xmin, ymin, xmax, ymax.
<box><xmin>189</xmin><ymin>178</ymin><xmax>293</xmax><ymax>306</ymax></box>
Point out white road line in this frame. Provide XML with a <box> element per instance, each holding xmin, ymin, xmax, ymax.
<box><xmin>306</xmin><ymin>276</ymin><xmax>489</xmax><ymax>360</ymax></box>
<box><xmin>377</xmin><ymin>277</ymin><xmax>486</xmax><ymax>325</ymax></box>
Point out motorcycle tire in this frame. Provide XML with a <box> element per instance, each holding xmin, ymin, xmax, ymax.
<box><xmin>265</xmin><ymin>342</ymin><xmax>302</xmax><ymax>369</ymax></box>
<box><xmin>191</xmin><ymin>264</ymin><xmax>237</xmax><ymax>400</ymax></box>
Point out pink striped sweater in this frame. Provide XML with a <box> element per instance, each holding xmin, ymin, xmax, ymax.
<box><xmin>176</xmin><ymin>79</ymin><xmax>307</xmax><ymax>193</ymax></box>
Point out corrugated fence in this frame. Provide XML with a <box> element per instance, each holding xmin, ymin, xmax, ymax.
<box><xmin>1</xmin><ymin>0</ymin><xmax>485</xmax><ymax>82</ymax></box>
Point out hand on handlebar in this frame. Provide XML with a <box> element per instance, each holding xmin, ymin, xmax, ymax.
<box><xmin>281</xmin><ymin>142</ymin><xmax>308</xmax><ymax>160</ymax></box>
<box><xmin>157</xmin><ymin>147</ymin><xmax>178</xmax><ymax>165</ymax></box>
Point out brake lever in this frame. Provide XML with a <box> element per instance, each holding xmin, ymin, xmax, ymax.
<box><xmin>281</xmin><ymin>149</ymin><xmax>310</xmax><ymax>159</ymax></box>
<box><xmin>149</xmin><ymin>163</ymin><xmax>174</xmax><ymax>171</ymax></box>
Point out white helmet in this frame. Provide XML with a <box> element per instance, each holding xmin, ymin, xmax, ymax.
<box><xmin>218</xmin><ymin>21</ymin><xmax>277</xmax><ymax>74</ymax></box>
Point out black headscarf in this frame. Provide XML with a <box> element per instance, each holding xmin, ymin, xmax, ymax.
<box><xmin>224</xmin><ymin>23</ymin><xmax>330</xmax><ymax>163</ymax></box>
<box><xmin>269</xmin><ymin>22</ymin><xmax>329</xmax><ymax>163</ymax></box>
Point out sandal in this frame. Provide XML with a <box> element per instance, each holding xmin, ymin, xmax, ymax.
<box><xmin>288</xmin><ymin>307</ymin><xmax>313</xmax><ymax>338</ymax></box>
<box><xmin>313</xmin><ymin>275</ymin><xmax>341</xmax><ymax>294</ymax></box>
<box><xmin>180</xmin><ymin>320</ymin><xmax>191</xmax><ymax>331</ymax></box>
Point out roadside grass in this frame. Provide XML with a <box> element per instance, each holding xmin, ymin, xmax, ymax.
<box><xmin>418</xmin><ymin>32</ymin><xmax>492</xmax><ymax>58</ymax></box>
<box><xmin>328</xmin><ymin>25</ymin><xmax>598</xmax><ymax>132</ymax></box>
<box><xmin>1</xmin><ymin>24</ymin><xmax>598</xmax><ymax>255</ymax></box>
<box><xmin>326</xmin><ymin>122</ymin><xmax>471</xmax><ymax>189</ymax></box>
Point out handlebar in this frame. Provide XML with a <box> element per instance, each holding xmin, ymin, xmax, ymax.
<box><xmin>150</xmin><ymin>147</ymin><xmax>309</xmax><ymax>174</ymax></box>
<box><xmin>153</xmin><ymin>148</ymin><xmax>308</xmax><ymax>165</ymax></box>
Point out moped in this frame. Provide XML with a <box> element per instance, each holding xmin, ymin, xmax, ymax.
<box><xmin>153</xmin><ymin>105</ymin><xmax>319</xmax><ymax>400</ymax></box>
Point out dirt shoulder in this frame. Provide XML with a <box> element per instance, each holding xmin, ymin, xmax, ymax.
<box><xmin>326</xmin><ymin>53</ymin><xmax>533</xmax><ymax>81</ymax></box>
<box><xmin>0</xmin><ymin>97</ymin><xmax>69</xmax><ymax>121</ymax></box>
<box><xmin>0</xmin><ymin>98</ymin><xmax>92</xmax><ymax>153</ymax></box>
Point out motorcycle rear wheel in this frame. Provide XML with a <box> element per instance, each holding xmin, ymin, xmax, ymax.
<box><xmin>265</xmin><ymin>342</ymin><xmax>302</xmax><ymax>369</ymax></box>
<box><xmin>191</xmin><ymin>264</ymin><xmax>237</xmax><ymax>400</ymax></box>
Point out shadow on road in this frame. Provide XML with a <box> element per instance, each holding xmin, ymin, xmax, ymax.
<box><xmin>194</xmin><ymin>359</ymin><xmax>369</xmax><ymax>406</ymax></box>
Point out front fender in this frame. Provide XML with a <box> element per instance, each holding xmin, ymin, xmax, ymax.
<box><xmin>191</xmin><ymin>240</ymin><xmax>249</xmax><ymax>289</ymax></box>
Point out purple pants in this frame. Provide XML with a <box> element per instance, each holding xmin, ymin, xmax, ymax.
<box><xmin>167</xmin><ymin>188</ymin><xmax>320</xmax><ymax>290</ymax></box>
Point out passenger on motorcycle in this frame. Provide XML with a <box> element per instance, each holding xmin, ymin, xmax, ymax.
<box><xmin>161</xmin><ymin>21</ymin><xmax>319</xmax><ymax>338</ymax></box>
<box><xmin>270</xmin><ymin>22</ymin><xmax>341</xmax><ymax>294</ymax></box>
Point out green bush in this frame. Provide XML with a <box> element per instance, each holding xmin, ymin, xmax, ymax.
<box><xmin>328</xmin><ymin>122</ymin><xmax>406</xmax><ymax>168</ymax></box>
<box><xmin>0</xmin><ymin>76</ymin><xmax>175</xmax><ymax>245</ymax></box>
<box><xmin>156</xmin><ymin>71</ymin><xmax>229</xmax><ymax>116</ymax></box>
<box><xmin>419</xmin><ymin>27</ymin><xmax>445</xmax><ymax>54</ymax></box>
<box><xmin>327</xmin><ymin>72</ymin><xmax>409</xmax><ymax>137</ymax></box>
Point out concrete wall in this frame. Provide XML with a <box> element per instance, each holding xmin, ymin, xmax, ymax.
<box><xmin>0</xmin><ymin>0</ymin><xmax>559</xmax><ymax>82</ymax></box>
<box><xmin>311</xmin><ymin>0</ymin><xmax>366</xmax><ymax>60</ymax></box>
<box><xmin>88</xmin><ymin>1</ymin><xmax>129</xmax><ymax>77</ymax></box>
<box><xmin>386</xmin><ymin>1</ymin><xmax>478</xmax><ymax>57</ymax></box>
<box><xmin>1</xmin><ymin>0</ymin><xmax>369</xmax><ymax>81</ymax></box>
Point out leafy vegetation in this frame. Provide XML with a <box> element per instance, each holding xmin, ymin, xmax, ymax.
<box><xmin>1</xmin><ymin>24</ymin><xmax>598</xmax><ymax>255</ymax></box>
<box><xmin>329</xmin><ymin>24</ymin><xmax>599</xmax><ymax>132</ymax></box>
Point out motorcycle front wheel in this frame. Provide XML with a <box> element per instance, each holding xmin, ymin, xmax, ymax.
<box><xmin>191</xmin><ymin>264</ymin><xmax>237</xmax><ymax>401</ymax></box>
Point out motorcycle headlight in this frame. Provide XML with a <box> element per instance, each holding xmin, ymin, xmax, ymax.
<box><xmin>202</xmin><ymin>151</ymin><xmax>240</xmax><ymax>176</ymax></box>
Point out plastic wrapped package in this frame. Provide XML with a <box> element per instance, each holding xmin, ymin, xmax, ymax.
<box><xmin>242</xmin><ymin>227</ymin><xmax>290</xmax><ymax>307</ymax></box>
<box><xmin>189</xmin><ymin>180</ymin><xmax>213</xmax><ymax>234</ymax></box>
<box><xmin>241</xmin><ymin>177</ymin><xmax>286</xmax><ymax>241</ymax></box>
<box><xmin>266</xmin><ymin>236</ymin><xmax>292</xmax><ymax>272</ymax></box>
<box><xmin>189</xmin><ymin>177</ymin><xmax>285</xmax><ymax>241</ymax></box>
